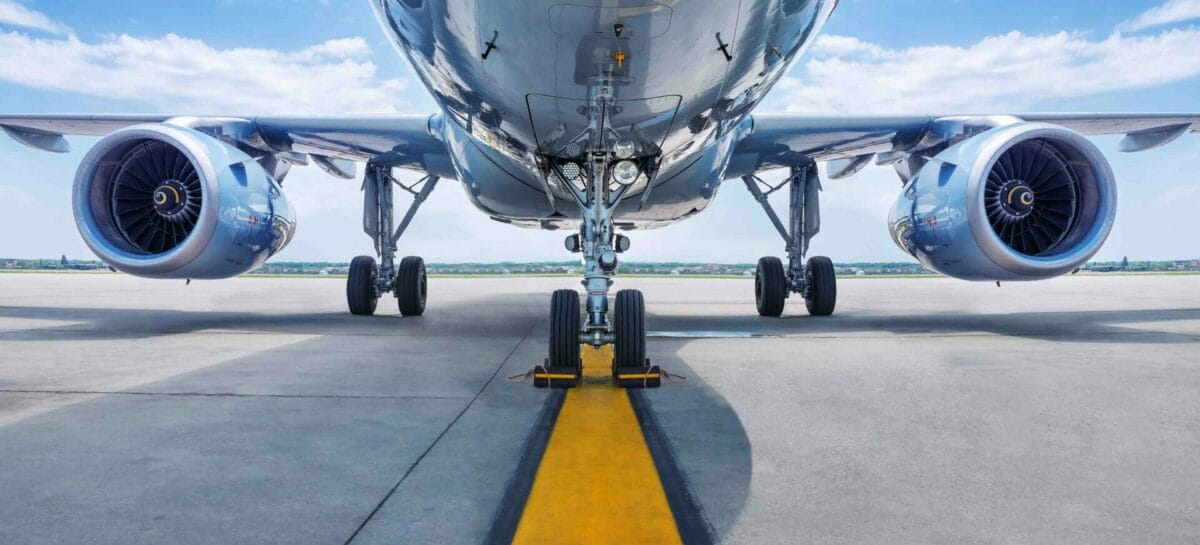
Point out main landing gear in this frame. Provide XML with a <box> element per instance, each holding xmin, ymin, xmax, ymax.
<box><xmin>347</xmin><ymin>164</ymin><xmax>439</xmax><ymax>317</ymax></box>
<box><xmin>744</xmin><ymin>161</ymin><xmax>838</xmax><ymax>318</ymax></box>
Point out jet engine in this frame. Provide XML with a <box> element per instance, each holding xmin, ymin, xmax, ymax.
<box><xmin>889</xmin><ymin>122</ymin><xmax>1117</xmax><ymax>281</ymax></box>
<box><xmin>72</xmin><ymin>124</ymin><xmax>296</xmax><ymax>279</ymax></box>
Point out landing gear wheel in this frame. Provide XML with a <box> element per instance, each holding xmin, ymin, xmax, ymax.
<box><xmin>347</xmin><ymin>256</ymin><xmax>379</xmax><ymax>316</ymax></box>
<box><xmin>613</xmin><ymin>289</ymin><xmax>646</xmax><ymax>370</ymax></box>
<box><xmin>548</xmin><ymin>289</ymin><xmax>581</xmax><ymax>371</ymax></box>
<box><xmin>755</xmin><ymin>256</ymin><xmax>787</xmax><ymax>317</ymax></box>
<box><xmin>396</xmin><ymin>256</ymin><xmax>427</xmax><ymax>316</ymax></box>
<box><xmin>805</xmin><ymin>256</ymin><xmax>837</xmax><ymax>316</ymax></box>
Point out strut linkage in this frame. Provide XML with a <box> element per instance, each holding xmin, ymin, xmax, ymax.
<box><xmin>743</xmin><ymin>161</ymin><xmax>822</xmax><ymax>295</ymax></box>
<box><xmin>362</xmin><ymin>163</ymin><xmax>438</xmax><ymax>295</ymax></box>
<box><xmin>567</xmin><ymin>81</ymin><xmax>639</xmax><ymax>346</ymax></box>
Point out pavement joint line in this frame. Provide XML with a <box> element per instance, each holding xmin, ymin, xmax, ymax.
<box><xmin>0</xmin><ymin>389</ymin><xmax>474</xmax><ymax>400</ymax></box>
<box><xmin>341</xmin><ymin>322</ymin><xmax>536</xmax><ymax>545</ymax></box>
<box><xmin>0</xmin><ymin>330</ymin><xmax>530</xmax><ymax>340</ymax></box>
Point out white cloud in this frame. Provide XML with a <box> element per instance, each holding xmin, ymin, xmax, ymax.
<box><xmin>0</xmin><ymin>183</ymin><xmax>38</xmax><ymax>207</ymax></box>
<box><xmin>0</xmin><ymin>0</ymin><xmax>69</xmax><ymax>35</ymax></box>
<box><xmin>0</xmin><ymin>31</ymin><xmax>406</xmax><ymax>115</ymax></box>
<box><xmin>1</xmin><ymin>7</ymin><xmax>1198</xmax><ymax>263</ymax></box>
<box><xmin>1152</xmin><ymin>182</ymin><xmax>1200</xmax><ymax>207</ymax></box>
<box><xmin>1119</xmin><ymin>0</ymin><xmax>1200</xmax><ymax>32</ymax></box>
<box><xmin>772</xmin><ymin>28</ymin><xmax>1200</xmax><ymax>114</ymax></box>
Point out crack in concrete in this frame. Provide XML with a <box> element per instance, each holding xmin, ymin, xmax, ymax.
<box><xmin>0</xmin><ymin>389</ymin><xmax>473</xmax><ymax>400</ymax></box>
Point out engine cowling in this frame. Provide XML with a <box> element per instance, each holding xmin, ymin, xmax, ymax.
<box><xmin>889</xmin><ymin>122</ymin><xmax>1117</xmax><ymax>281</ymax></box>
<box><xmin>73</xmin><ymin>124</ymin><xmax>296</xmax><ymax>279</ymax></box>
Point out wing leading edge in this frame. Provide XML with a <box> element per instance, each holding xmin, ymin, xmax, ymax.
<box><xmin>728</xmin><ymin>113</ymin><xmax>1200</xmax><ymax>180</ymax></box>
<box><xmin>0</xmin><ymin>114</ymin><xmax>456</xmax><ymax>180</ymax></box>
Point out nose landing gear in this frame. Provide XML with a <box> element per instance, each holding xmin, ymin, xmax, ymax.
<box><xmin>538</xmin><ymin>287</ymin><xmax>657</xmax><ymax>389</ymax></box>
<box><xmin>536</xmin><ymin>80</ymin><xmax>657</xmax><ymax>388</ymax></box>
<box><xmin>540</xmin><ymin>203</ymin><xmax>655</xmax><ymax>388</ymax></box>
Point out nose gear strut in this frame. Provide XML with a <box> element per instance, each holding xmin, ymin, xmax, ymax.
<box><xmin>539</xmin><ymin>80</ymin><xmax>657</xmax><ymax>388</ymax></box>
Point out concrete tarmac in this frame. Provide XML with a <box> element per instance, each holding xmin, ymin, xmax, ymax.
<box><xmin>0</xmin><ymin>273</ymin><xmax>1197</xmax><ymax>544</ymax></box>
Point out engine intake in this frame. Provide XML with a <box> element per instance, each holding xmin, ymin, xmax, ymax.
<box><xmin>73</xmin><ymin>124</ymin><xmax>296</xmax><ymax>279</ymax></box>
<box><xmin>109</xmin><ymin>140</ymin><xmax>203</xmax><ymax>254</ymax></box>
<box><xmin>889</xmin><ymin>123</ymin><xmax>1117</xmax><ymax>281</ymax></box>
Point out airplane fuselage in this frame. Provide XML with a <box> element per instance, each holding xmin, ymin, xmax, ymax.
<box><xmin>372</xmin><ymin>0</ymin><xmax>836</xmax><ymax>229</ymax></box>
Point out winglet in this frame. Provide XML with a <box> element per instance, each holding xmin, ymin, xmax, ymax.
<box><xmin>0</xmin><ymin>125</ymin><xmax>70</xmax><ymax>153</ymax></box>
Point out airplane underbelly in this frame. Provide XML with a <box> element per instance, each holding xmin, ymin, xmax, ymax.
<box><xmin>463</xmin><ymin>168</ymin><xmax>721</xmax><ymax>230</ymax></box>
<box><xmin>376</xmin><ymin>0</ymin><xmax>837</xmax><ymax>227</ymax></box>
<box><xmin>442</xmin><ymin>118</ymin><xmax>736</xmax><ymax>230</ymax></box>
<box><xmin>378</xmin><ymin>0</ymin><xmax>747</xmax><ymax>168</ymax></box>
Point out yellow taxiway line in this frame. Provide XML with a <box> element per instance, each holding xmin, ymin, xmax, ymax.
<box><xmin>511</xmin><ymin>345</ymin><xmax>683</xmax><ymax>545</ymax></box>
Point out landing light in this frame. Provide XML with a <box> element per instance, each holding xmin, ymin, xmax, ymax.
<box><xmin>612</xmin><ymin>160</ymin><xmax>639</xmax><ymax>185</ymax></box>
<box><xmin>560</xmin><ymin>162</ymin><xmax>582</xmax><ymax>180</ymax></box>
<box><xmin>613</xmin><ymin>139</ymin><xmax>636</xmax><ymax>159</ymax></box>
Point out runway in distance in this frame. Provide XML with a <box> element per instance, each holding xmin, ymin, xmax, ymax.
<box><xmin>2</xmin><ymin>0</ymin><xmax>1198</xmax><ymax>381</ymax></box>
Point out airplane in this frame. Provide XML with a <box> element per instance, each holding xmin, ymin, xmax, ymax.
<box><xmin>2</xmin><ymin>0</ymin><xmax>1198</xmax><ymax>385</ymax></box>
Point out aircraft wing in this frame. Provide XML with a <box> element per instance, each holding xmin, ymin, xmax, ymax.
<box><xmin>0</xmin><ymin>114</ymin><xmax>456</xmax><ymax>179</ymax></box>
<box><xmin>728</xmin><ymin>113</ymin><xmax>1200</xmax><ymax>179</ymax></box>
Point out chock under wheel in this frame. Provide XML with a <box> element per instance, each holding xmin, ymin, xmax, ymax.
<box><xmin>614</xmin><ymin>361</ymin><xmax>662</xmax><ymax>389</ymax></box>
<box><xmin>527</xmin><ymin>359</ymin><xmax>666</xmax><ymax>389</ymax></box>
<box><xmin>532</xmin><ymin>359</ymin><xmax>582</xmax><ymax>389</ymax></box>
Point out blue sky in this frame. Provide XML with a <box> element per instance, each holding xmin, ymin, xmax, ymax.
<box><xmin>1</xmin><ymin>0</ymin><xmax>1198</xmax><ymax>263</ymax></box>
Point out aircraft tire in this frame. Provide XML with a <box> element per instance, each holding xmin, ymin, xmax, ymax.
<box><xmin>756</xmin><ymin>256</ymin><xmax>787</xmax><ymax>317</ymax></box>
<box><xmin>396</xmin><ymin>256</ymin><xmax>427</xmax><ymax>316</ymax></box>
<box><xmin>347</xmin><ymin>255</ymin><xmax>379</xmax><ymax>316</ymax></box>
<box><xmin>549</xmin><ymin>289</ymin><xmax>581</xmax><ymax>371</ymax></box>
<box><xmin>805</xmin><ymin>256</ymin><xmax>837</xmax><ymax>316</ymax></box>
<box><xmin>613</xmin><ymin>289</ymin><xmax>646</xmax><ymax>370</ymax></box>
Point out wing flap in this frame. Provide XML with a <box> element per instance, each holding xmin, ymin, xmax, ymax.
<box><xmin>0</xmin><ymin>125</ymin><xmax>71</xmax><ymax>153</ymax></box>
<box><xmin>1117</xmin><ymin>123</ymin><xmax>1192</xmax><ymax>153</ymax></box>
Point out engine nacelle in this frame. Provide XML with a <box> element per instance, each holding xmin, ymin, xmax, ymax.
<box><xmin>73</xmin><ymin>124</ymin><xmax>296</xmax><ymax>279</ymax></box>
<box><xmin>889</xmin><ymin>122</ymin><xmax>1117</xmax><ymax>281</ymax></box>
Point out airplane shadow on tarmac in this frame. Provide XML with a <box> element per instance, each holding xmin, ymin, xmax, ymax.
<box><xmin>1</xmin><ymin>303</ymin><xmax>1197</xmax><ymax>344</ymax></box>
<box><xmin>647</xmin><ymin>307</ymin><xmax>1200</xmax><ymax>344</ymax></box>
<box><xmin>636</xmin><ymin>304</ymin><xmax>1200</xmax><ymax>539</ymax></box>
